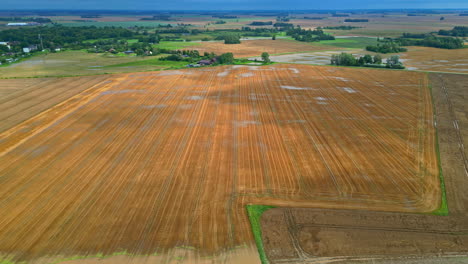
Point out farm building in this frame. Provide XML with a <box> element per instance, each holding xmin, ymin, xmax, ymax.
<box><xmin>22</xmin><ymin>45</ymin><xmax>38</xmax><ymax>53</ymax></box>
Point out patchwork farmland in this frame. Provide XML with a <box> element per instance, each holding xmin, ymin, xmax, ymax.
<box><xmin>0</xmin><ymin>65</ymin><xmax>439</xmax><ymax>263</ymax></box>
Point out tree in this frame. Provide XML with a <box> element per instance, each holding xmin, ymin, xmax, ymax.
<box><xmin>261</xmin><ymin>52</ymin><xmax>271</xmax><ymax>63</ymax></box>
<box><xmin>272</xmin><ymin>34</ymin><xmax>276</xmax><ymax>40</ymax></box>
<box><xmin>386</xmin><ymin>55</ymin><xmax>404</xmax><ymax>68</ymax></box>
<box><xmin>440</xmin><ymin>17</ymin><xmax>445</xmax><ymax>21</ymax></box>
<box><xmin>363</xmin><ymin>54</ymin><xmax>373</xmax><ymax>64</ymax></box>
<box><xmin>218</xmin><ymin>52</ymin><xmax>234</xmax><ymax>64</ymax></box>
<box><xmin>330</xmin><ymin>52</ymin><xmax>357</xmax><ymax>66</ymax></box>
<box><xmin>223</xmin><ymin>34</ymin><xmax>241</xmax><ymax>44</ymax></box>
<box><xmin>373</xmin><ymin>54</ymin><xmax>382</xmax><ymax>64</ymax></box>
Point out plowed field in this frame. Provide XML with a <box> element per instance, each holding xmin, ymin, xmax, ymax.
<box><xmin>401</xmin><ymin>46</ymin><xmax>468</xmax><ymax>73</ymax></box>
<box><xmin>195</xmin><ymin>39</ymin><xmax>338</xmax><ymax>57</ymax></box>
<box><xmin>0</xmin><ymin>65</ymin><xmax>439</xmax><ymax>263</ymax></box>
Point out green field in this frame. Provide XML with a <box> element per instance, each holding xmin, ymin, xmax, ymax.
<box><xmin>317</xmin><ymin>37</ymin><xmax>378</xmax><ymax>49</ymax></box>
<box><xmin>0</xmin><ymin>50</ymin><xmax>186</xmax><ymax>78</ymax></box>
<box><xmin>153</xmin><ymin>41</ymin><xmax>201</xmax><ymax>50</ymax></box>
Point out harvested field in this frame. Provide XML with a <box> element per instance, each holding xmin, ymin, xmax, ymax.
<box><xmin>401</xmin><ymin>46</ymin><xmax>468</xmax><ymax>73</ymax></box>
<box><xmin>0</xmin><ymin>75</ymin><xmax>111</xmax><ymax>133</ymax></box>
<box><xmin>195</xmin><ymin>39</ymin><xmax>339</xmax><ymax>57</ymax></box>
<box><xmin>0</xmin><ymin>65</ymin><xmax>439</xmax><ymax>263</ymax></box>
<box><xmin>261</xmin><ymin>73</ymin><xmax>468</xmax><ymax>263</ymax></box>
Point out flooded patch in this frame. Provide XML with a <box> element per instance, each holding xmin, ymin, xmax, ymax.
<box><xmin>332</xmin><ymin>77</ymin><xmax>350</xmax><ymax>82</ymax></box>
<box><xmin>339</xmin><ymin>87</ymin><xmax>357</xmax><ymax>93</ymax></box>
<box><xmin>185</xmin><ymin>96</ymin><xmax>204</xmax><ymax>100</ymax></box>
<box><xmin>141</xmin><ymin>104</ymin><xmax>167</xmax><ymax>109</ymax></box>
<box><xmin>239</xmin><ymin>72</ymin><xmax>254</xmax><ymax>77</ymax></box>
<box><xmin>233</xmin><ymin>120</ymin><xmax>261</xmax><ymax>127</ymax></box>
<box><xmin>280</xmin><ymin>85</ymin><xmax>315</xmax><ymax>90</ymax></box>
<box><xmin>159</xmin><ymin>70</ymin><xmax>190</xmax><ymax>76</ymax></box>
<box><xmin>289</xmin><ymin>68</ymin><xmax>300</xmax><ymax>74</ymax></box>
<box><xmin>217</xmin><ymin>71</ymin><xmax>230</xmax><ymax>77</ymax></box>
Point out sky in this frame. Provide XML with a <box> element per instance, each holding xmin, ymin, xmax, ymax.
<box><xmin>1</xmin><ymin>0</ymin><xmax>468</xmax><ymax>10</ymax></box>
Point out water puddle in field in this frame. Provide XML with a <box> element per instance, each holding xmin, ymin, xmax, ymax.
<box><xmin>285</xmin><ymin>120</ymin><xmax>306</xmax><ymax>123</ymax></box>
<box><xmin>141</xmin><ymin>104</ymin><xmax>167</xmax><ymax>109</ymax></box>
<box><xmin>249</xmin><ymin>110</ymin><xmax>259</xmax><ymax>116</ymax></box>
<box><xmin>315</xmin><ymin>97</ymin><xmax>328</xmax><ymax>101</ymax></box>
<box><xmin>289</xmin><ymin>68</ymin><xmax>300</xmax><ymax>74</ymax></box>
<box><xmin>217</xmin><ymin>70</ymin><xmax>230</xmax><ymax>77</ymax></box>
<box><xmin>339</xmin><ymin>87</ymin><xmax>357</xmax><ymax>93</ymax></box>
<box><xmin>234</xmin><ymin>120</ymin><xmax>261</xmax><ymax>127</ymax></box>
<box><xmin>280</xmin><ymin>85</ymin><xmax>316</xmax><ymax>90</ymax></box>
<box><xmin>239</xmin><ymin>72</ymin><xmax>254</xmax><ymax>77</ymax></box>
<box><xmin>332</xmin><ymin>77</ymin><xmax>350</xmax><ymax>82</ymax></box>
<box><xmin>158</xmin><ymin>70</ymin><xmax>191</xmax><ymax>76</ymax></box>
<box><xmin>185</xmin><ymin>95</ymin><xmax>204</xmax><ymax>100</ymax></box>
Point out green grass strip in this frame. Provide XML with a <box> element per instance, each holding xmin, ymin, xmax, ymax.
<box><xmin>427</xmin><ymin>77</ymin><xmax>449</xmax><ymax>216</ymax></box>
<box><xmin>246</xmin><ymin>205</ymin><xmax>275</xmax><ymax>264</ymax></box>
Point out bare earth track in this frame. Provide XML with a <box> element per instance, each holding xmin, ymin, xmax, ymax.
<box><xmin>261</xmin><ymin>72</ymin><xmax>468</xmax><ymax>264</ymax></box>
<box><xmin>0</xmin><ymin>65</ymin><xmax>439</xmax><ymax>263</ymax></box>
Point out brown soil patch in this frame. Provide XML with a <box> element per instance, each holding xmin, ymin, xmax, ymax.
<box><xmin>261</xmin><ymin>73</ymin><xmax>468</xmax><ymax>263</ymax></box>
<box><xmin>195</xmin><ymin>39</ymin><xmax>339</xmax><ymax>57</ymax></box>
<box><xmin>0</xmin><ymin>65</ymin><xmax>438</xmax><ymax>263</ymax></box>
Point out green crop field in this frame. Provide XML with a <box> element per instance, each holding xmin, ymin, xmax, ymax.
<box><xmin>153</xmin><ymin>41</ymin><xmax>201</xmax><ymax>50</ymax></box>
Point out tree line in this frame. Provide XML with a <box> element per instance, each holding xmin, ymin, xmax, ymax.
<box><xmin>438</xmin><ymin>26</ymin><xmax>468</xmax><ymax>37</ymax></box>
<box><xmin>331</xmin><ymin>52</ymin><xmax>404</xmax><ymax>69</ymax></box>
<box><xmin>287</xmin><ymin>27</ymin><xmax>335</xmax><ymax>42</ymax></box>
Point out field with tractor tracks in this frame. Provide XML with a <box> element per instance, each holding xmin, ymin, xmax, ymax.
<box><xmin>0</xmin><ymin>64</ymin><xmax>439</xmax><ymax>263</ymax></box>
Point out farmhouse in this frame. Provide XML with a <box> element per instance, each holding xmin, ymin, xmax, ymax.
<box><xmin>22</xmin><ymin>45</ymin><xmax>38</xmax><ymax>53</ymax></box>
<box><xmin>198</xmin><ymin>58</ymin><xmax>217</xmax><ymax>65</ymax></box>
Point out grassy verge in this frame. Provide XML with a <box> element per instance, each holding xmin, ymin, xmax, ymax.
<box><xmin>427</xmin><ymin>77</ymin><xmax>449</xmax><ymax>216</ymax></box>
<box><xmin>153</xmin><ymin>41</ymin><xmax>201</xmax><ymax>50</ymax></box>
<box><xmin>246</xmin><ymin>205</ymin><xmax>275</xmax><ymax>264</ymax></box>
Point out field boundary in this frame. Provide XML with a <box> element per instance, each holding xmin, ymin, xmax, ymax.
<box><xmin>246</xmin><ymin>205</ymin><xmax>276</xmax><ymax>264</ymax></box>
<box><xmin>428</xmin><ymin>76</ymin><xmax>448</xmax><ymax>216</ymax></box>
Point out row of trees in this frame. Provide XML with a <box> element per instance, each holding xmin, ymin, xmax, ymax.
<box><xmin>323</xmin><ymin>26</ymin><xmax>361</xmax><ymax>30</ymax></box>
<box><xmin>249</xmin><ymin>21</ymin><xmax>273</xmax><ymax>26</ymax></box>
<box><xmin>331</xmin><ymin>53</ymin><xmax>404</xmax><ymax>69</ymax></box>
<box><xmin>0</xmin><ymin>25</ymin><xmax>136</xmax><ymax>49</ymax></box>
<box><xmin>438</xmin><ymin>26</ymin><xmax>468</xmax><ymax>37</ymax></box>
<box><xmin>366</xmin><ymin>40</ymin><xmax>407</xmax><ymax>53</ymax></box>
<box><xmin>287</xmin><ymin>27</ymin><xmax>335</xmax><ymax>42</ymax></box>
<box><xmin>344</xmin><ymin>19</ymin><xmax>369</xmax><ymax>22</ymax></box>
<box><xmin>397</xmin><ymin>35</ymin><xmax>464</xmax><ymax>49</ymax></box>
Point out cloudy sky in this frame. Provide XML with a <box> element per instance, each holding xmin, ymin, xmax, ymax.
<box><xmin>1</xmin><ymin>0</ymin><xmax>467</xmax><ymax>10</ymax></box>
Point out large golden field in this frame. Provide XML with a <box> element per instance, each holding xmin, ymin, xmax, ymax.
<box><xmin>0</xmin><ymin>65</ymin><xmax>439</xmax><ymax>263</ymax></box>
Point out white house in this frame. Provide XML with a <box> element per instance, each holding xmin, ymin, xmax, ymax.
<box><xmin>23</xmin><ymin>45</ymin><xmax>38</xmax><ymax>53</ymax></box>
<box><xmin>7</xmin><ymin>23</ymin><xmax>29</xmax><ymax>26</ymax></box>
<box><xmin>0</xmin><ymin>42</ymin><xmax>10</xmax><ymax>49</ymax></box>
